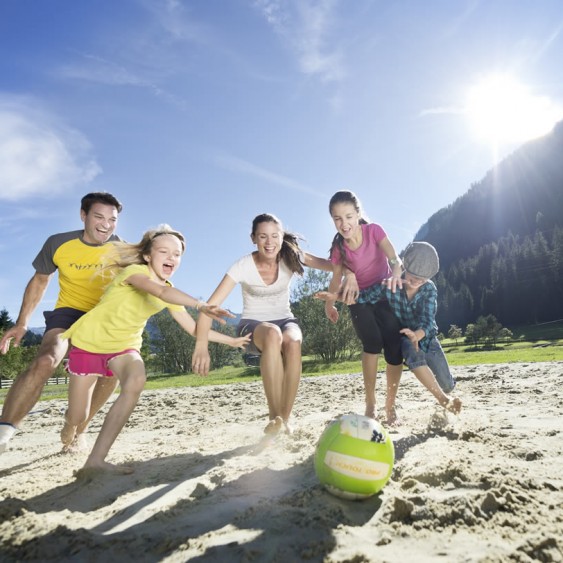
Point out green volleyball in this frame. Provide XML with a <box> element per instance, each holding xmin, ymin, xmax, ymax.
<box><xmin>314</xmin><ymin>413</ymin><xmax>395</xmax><ymax>500</ymax></box>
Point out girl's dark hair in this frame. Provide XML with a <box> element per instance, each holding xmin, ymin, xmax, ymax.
<box><xmin>251</xmin><ymin>213</ymin><xmax>304</xmax><ymax>275</ymax></box>
<box><xmin>81</xmin><ymin>192</ymin><xmax>123</xmax><ymax>214</ymax></box>
<box><xmin>328</xmin><ymin>190</ymin><xmax>369</xmax><ymax>268</ymax></box>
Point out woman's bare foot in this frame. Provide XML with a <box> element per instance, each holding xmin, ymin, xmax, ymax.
<box><xmin>443</xmin><ymin>397</ymin><xmax>462</xmax><ymax>414</ymax></box>
<box><xmin>385</xmin><ymin>405</ymin><xmax>401</xmax><ymax>427</ymax></box>
<box><xmin>75</xmin><ymin>460</ymin><xmax>134</xmax><ymax>478</ymax></box>
<box><xmin>364</xmin><ymin>403</ymin><xmax>377</xmax><ymax>419</ymax></box>
<box><xmin>283</xmin><ymin>419</ymin><xmax>294</xmax><ymax>435</ymax></box>
<box><xmin>60</xmin><ymin>422</ymin><xmax>77</xmax><ymax>449</ymax></box>
<box><xmin>264</xmin><ymin>416</ymin><xmax>283</xmax><ymax>435</ymax></box>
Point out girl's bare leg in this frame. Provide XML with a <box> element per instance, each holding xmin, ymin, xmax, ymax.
<box><xmin>362</xmin><ymin>352</ymin><xmax>379</xmax><ymax>419</ymax></box>
<box><xmin>62</xmin><ymin>374</ymin><xmax>98</xmax><ymax>449</ymax></box>
<box><xmin>280</xmin><ymin>326</ymin><xmax>303</xmax><ymax>433</ymax></box>
<box><xmin>384</xmin><ymin>363</ymin><xmax>403</xmax><ymax>425</ymax></box>
<box><xmin>82</xmin><ymin>352</ymin><xmax>145</xmax><ymax>474</ymax></box>
<box><xmin>254</xmin><ymin>324</ymin><xmax>284</xmax><ymax>431</ymax></box>
<box><xmin>411</xmin><ymin>365</ymin><xmax>462</xmax><ymax>414</ymax></box>
<box><xmin>75</xmin><ymin>376</ymin><xmax>119</xmax><ymax>436</ymax></box>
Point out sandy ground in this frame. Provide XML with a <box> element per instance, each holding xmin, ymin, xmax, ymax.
<box><xmin>1</xmin><ymin>361</ymin><xmax>562</xmax><ymax>562</ymax></box>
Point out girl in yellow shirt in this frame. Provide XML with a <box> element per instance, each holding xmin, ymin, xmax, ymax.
<box><xmin>61</xmin><ymin>225</ymin><xmax>249</xmax><ymax>475</ymax></box>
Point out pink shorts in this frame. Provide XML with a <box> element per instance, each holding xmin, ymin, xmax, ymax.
<box><xmin>66</xmin><ymin>346</ymin><xmax>138</xmax><ymax>378</ymax></box>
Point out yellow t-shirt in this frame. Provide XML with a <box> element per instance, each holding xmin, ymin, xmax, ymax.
<box><xmin>61</xmin><ymin>264</ymin><xmax>183</xmax><ymax>353</ymax></box>
<box><xmin>33</xmin><ymin>230</ymin><xmax>120</xmax><ymax>312</ymax></box>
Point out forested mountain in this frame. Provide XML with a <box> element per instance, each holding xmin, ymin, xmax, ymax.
<box><xmin>413</xmin><ymin>120</ymin><xmax>563</xmax><ymax>329</ymax></box>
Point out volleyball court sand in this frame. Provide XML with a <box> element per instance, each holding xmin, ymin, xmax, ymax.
<box><xmin>1</xmin><ymin>361</ymin><xmax>562</xmax><ymax>562</ymax></box>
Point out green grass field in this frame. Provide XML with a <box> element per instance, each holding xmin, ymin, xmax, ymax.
<box><xmin>1</xmin><ymin>338</ymin><xmax>561</xmax><ymax>403</ymax></box>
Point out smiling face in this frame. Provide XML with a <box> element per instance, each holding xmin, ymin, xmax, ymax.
<box><xmin>330</xmin><ymin>202</ymin><xmax>361</xmax><ymax>241</ymax></box>
<box><xmin>251</xmin><ymin>220</ymin><xmax>283</xmax><ymax>260</ymax></box>
<box><xmin>81</xmin><ymin>202</ymin><xmax>119</xmax><ymax>245</ymax></box>
<box><xmin>404</xmin><ymin>271</ymin><xmax>428</xmax><ymax>289</ymax></box>
<box><xmin>144</xmin><ymin>234</ymin><xmax>184</xmax><ymax>282</ymax></box>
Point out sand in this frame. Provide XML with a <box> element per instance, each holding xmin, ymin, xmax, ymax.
<box><xmin>1</xmin><ymin>361</ymin><xmax>562</xmax><ymax>562</ymax></box>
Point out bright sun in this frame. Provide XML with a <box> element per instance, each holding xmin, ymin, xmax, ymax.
<box><xmin>465</xmin><ymin>74</ymin><xmax>562</xmax><ymax>147</ymax></box>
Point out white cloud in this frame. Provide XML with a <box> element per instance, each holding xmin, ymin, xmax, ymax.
<box><xmin>59</xmin><ymin>54</ymin><xmax>188</xmax><ymax>111</ymax></box>
<box><xmin>215</xmin><ymin>153</ymin><xmax>325</xmax><ymax>197</ymax></box>
<box><xmin>254</xmin><ymin>0</ymin><xmax>344</xmax><ymax>82</ymax></box>
<box><xmin>0</xmin><ymin>96</ymin><xmax>101</xmax><ymax>201</ymax></box>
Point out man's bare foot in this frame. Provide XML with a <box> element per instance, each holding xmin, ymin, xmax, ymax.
<box><xmin>60</xmin><ymin>422</ymin><xmax>77</xmax><ymax>449</ymax></box>
<box><xmin>74</xmin><ymin>460</ymin><xmax>134</xmax><ymax>479</ymax></box>
<box><xmin>443</xmin><ymin>397</ymin><xmax>462</xmax><ymax>414</ymax></box>
<box><xmin>264</xmin><ymin>416</ymin><xmax>283</xmax><ymax>435</ymax></box>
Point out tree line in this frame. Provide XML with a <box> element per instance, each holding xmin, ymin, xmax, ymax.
<box><xmin>1</xmin><ymin>271</ymin><xmax>516</xmax><ymax>380</ymax></box>
<box><xmin>434</xmin><ymin>226</ymin><xmax>563</xmax><ymax>329</ymax></box>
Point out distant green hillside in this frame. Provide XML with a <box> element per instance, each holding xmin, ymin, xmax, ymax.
<box><xmin>412</xmin><ymin>121</ymin><xmax>563</xmax><ymax>329</ymax></box>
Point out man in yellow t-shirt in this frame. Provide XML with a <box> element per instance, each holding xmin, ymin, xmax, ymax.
<box><xmin>0</xmin><ymin>192</ymin><xmax>123</xmax><ymax>454</ymax></box>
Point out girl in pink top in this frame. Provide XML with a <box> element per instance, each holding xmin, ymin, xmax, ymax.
<box><xmin>324</xmin><ymin>190</ymin><xmax>404</xmax><ymax>425</ymax></box>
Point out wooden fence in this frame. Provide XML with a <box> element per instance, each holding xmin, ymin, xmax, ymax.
<box><xmin>0</xmin><ymin>377</ymin><xmax>69</xmax><ymax>389</ymax></box>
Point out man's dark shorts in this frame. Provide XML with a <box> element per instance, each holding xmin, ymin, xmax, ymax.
<box><xmin>43</xmin><ymin>307</ymin><xmax>86</xmax><ymax>332</ymax></box>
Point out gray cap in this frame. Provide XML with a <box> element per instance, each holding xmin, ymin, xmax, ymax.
<box><xmin>403</xmin><ymin>242</ymin><xmax>439</xmax><ymax>279</ymax></box>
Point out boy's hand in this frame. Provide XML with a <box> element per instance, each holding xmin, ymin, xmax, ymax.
<box><xmin>400</xmin><ymin>328</ymin><xmax>419</xmax><ymax>351</ymax></box>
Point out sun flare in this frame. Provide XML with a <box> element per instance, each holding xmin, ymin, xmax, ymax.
<box><xmin>465</xmin><ymin>74</ymin><xmax>562</xmax><ymax>146</ymax></box>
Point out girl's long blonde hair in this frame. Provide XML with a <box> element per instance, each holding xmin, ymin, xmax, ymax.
<box><xmin>103</xmin><ymin>224</ymin><xmax>186</xmax><ymax>276</ymax></box>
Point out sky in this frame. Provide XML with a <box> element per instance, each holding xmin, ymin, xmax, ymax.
<box><xmin>1</xmin><ymin>0</ymin><xmax>563</xmax><ymax>327</ymax></box>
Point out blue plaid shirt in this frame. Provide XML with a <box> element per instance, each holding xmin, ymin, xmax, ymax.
<box><xmin>357</xmin><ymin>279</ymin><xmax>438</xmax><ymax>352</ymax></box>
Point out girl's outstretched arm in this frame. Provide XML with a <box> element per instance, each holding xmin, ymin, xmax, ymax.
<box><xmin>323</xmin><ymin>263</ymin><xmax>344</xmax><ymax>323</ymax></box>
<box><xmin>379</xmin><ymin>236</ymin><xmax>403</xmax><ymax>293</ymax></box>
<box><xmin>193</xmin><ymin>274</ymin><xmax>237</xmax><ymax>375</ymax></box>
<box><xmin>302</xmin><ymin>252</ymin><xmax>333</xmax><ymax>272</ymax></box>
<box><xmin>125</xmin><ymin>272</ymin><xmax>233</xmax><ymax>324</ymax></box>
<box><xmin>170</xmin><ymin>309</ymin><xmax>250</xmax><ymax>350</ymax></box>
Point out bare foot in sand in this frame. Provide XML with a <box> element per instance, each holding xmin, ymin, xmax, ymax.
<box><xmin>62</xmin><ymin>433</ymin><xmax>89</xmax><ymax>454</ymax></box>
<box><xmin>264</xmin><ymin>416</ymin><xmax>283</xmax><ymax>435</ymax></box>
<box><xmin>60</xmin><ymin>422</ymin><xmax>77</xmax><ymax>450</ymax></box>
<box><xmin>74</xmin><ymin>461</ymin><xmax>134</xmax><ymax>479</ymax></box>
<box><xmin>364</xmin><ymin>403</ymin><xmax>377</xmax><ymax>419</ymax></box>
<box><xmin>442</xmin><ymin>396</ymin><xmax>462</xmax><ymax>414</ymax></box>
<box><xmin>283</xmin><ymin>419</ymin><xmax>294</xmax><ymax>435</ymax></box>
<box><xmin>385</xmin><ymin>405</ymin><xmax>401</xmax><ymax>427</ymax></box>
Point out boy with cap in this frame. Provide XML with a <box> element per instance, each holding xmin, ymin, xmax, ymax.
<box><xmin>316</xmin><ymin>241</ymin><xmax>461</xmax><ymax>424</ymax></box>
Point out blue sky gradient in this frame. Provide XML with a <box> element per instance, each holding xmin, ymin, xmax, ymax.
<box><xmin>1</xmin><ymin>0</ymin><xmax>562</xmax><ymax>326</ymax></box>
